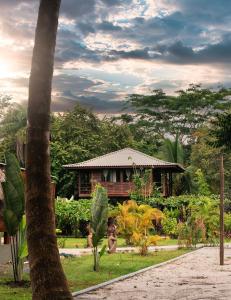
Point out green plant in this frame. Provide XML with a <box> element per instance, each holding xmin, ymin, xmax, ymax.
<box><xmin>2</xmin><ymin>153</ymin><xmax>27</xmax><ymax>282</ymax></box>
<box><xmin>224</xmin><ymin>213</ymin><xmax>231</xmax><ymax>237</ymax></box>
<box><xmin>116</xmin><ymin>200</ymin><xmax>163</xmax><ymax>255</ymax></box>
<box><xmin>57</xmin><ymin>237</ymin><xmax>67</xmax><ymax>248</ymax></box>
<box><xmin>55</xmin><ymin>198</ymin><xmax>92</xmax><ymax>236</ymax></box>
<box><xmin>130</xmin><ymin>169</ymin><xmax>153</xmax><ymax>203</ymax></box>
<box><xmin>91</xmin><ymin>184</ymin><xmax>108</xmax><ymax>271</ymax></box>
<box><xmin>194</xmin><ymin>169</ymin><xmax>211</xmax><ymax>196</ymax></box>
<box><xmin>161</xmin><ymin>213</ymin><xmax>178</xmax><ymax>238</ymax></box>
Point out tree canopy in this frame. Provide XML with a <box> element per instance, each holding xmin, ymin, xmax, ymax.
<box><xmin>125</xmin><ymin>84</ymin><xmax>231</xmax><ymax>143</ymax></box>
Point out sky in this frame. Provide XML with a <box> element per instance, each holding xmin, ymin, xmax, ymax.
<box><xmin>0</xmin><ymin>0</ymin><xmax>231</xmax><ymax>113</ymax></box>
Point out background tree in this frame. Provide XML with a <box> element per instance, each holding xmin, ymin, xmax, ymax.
<box><xmin>125</xmin><ymin>84</ymin><xmax>231</xmax><ymax>143</ymax></box>
<box><xmin>25</xmin><ymin>1</ymin><xmax>72</xmax><ymax>299</ymax></box>
<box><xmin>211</xmin><ymin>111</ymin><xmax>231</xmax><ymax>151</ymax></box>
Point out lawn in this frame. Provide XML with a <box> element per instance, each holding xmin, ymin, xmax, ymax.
<box><xmin>0</xmin><ymin>249</ymin><xmax>189</xmax><ymax>300</ymax></box>
<box><xmin>57</xmin><ymin>237</ymin><xmax>178</xmax><ymax>248</ymax></box>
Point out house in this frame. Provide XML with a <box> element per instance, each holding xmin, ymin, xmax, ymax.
<box><xmin>63</xmin><ymin>148</ymin><xmax>184</xmax><ymax>199</ymax></box>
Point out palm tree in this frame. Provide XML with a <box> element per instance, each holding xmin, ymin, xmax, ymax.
<box><xmin>25</xmin><ymin>1</ymin><xmax>72</xmax><ymax>299</ymax></box>
<box><xmin>161</xmin><ymin>134</ymin><xmax>184</xmax><ymax>165</ymax></box>
<box><xmin>160</xmin><ymin>135</ymin><xmax>192</xmax><ymax>194</ymax></box>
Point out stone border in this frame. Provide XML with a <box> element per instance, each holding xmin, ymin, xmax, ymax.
<box><xmin>72</xmin><ymin>247</ymin><xmax>203</xmax><ymax>297</ymax></box>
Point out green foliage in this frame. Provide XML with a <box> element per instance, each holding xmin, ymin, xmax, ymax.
<box><xmin>50</xmin><ymin>105</ymin><xmax>134</xmax><ymax>197</ymax></box>
<box><xmin>90</xmin><ymin>184</ymin><xmax>108</xmax><ymax>271</ymax></box>
<box><xmin>57</xmin><ymin>237</ymin><xmax>67</xmax><ymax>248</ymax></box>
<box><xmin>194</xmin><ymin>169</ymin><xmax>211</xmax><ymax>196</ymax></box>
<box><xmin>162</xmin><ymin>210</ymin><xmax>178</xmax><ymax>238</ymax></box>
<box><xmin>2</xmin><ymin>153</ymin><xmax>25</xmax><ymax>235</ymax></box>
<box><xmin>0</xmin><ymin>104</ymin><xmax>27</xmax><ymax>162</ymax></box>
<box><xmin>126</xmin><ymin>84</ymin><xmax>231</xmax><ymax>142</ymax></box>
<box><xmin>160</xmin><ymin>134</ymin><xmax>184</xmax><ymax>165</ymax></box>
<box><xmin>224</xmin><ymin>213</ymin><xmax>231</xmax><ymax>237</ymax></box>
<box><xmin>55</xmin><ymin>198</ymin><xmax>92</xmax><ymax>236</ymax></box>
<box><xmin>2</xmin><ymin>153</ymin><xmax>27</xmax><ymax>282</ymax></box>
<box><xmin>116</xmin><ymin>200</ymin><xmax>163</xmax><ymax>255</ymax></box>
<box><xmin>130</xmin><ymin>169</ymin><xmax>153</xmax><ymax>203</ymax></box>
<box><xmin>210</xmin><ymin>111</ymin><xmax>231</xmax><ymax>151</ymax></box>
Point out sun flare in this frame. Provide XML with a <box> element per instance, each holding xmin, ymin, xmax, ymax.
<box><xmin>0</xmin><ymin>60</ymin><xmax>14</xmax><ymax>78</ymax></box>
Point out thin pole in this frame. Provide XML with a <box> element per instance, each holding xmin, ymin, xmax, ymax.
<box><xmin>220</xmin><ymin>154</ymin><xmax>224</xmax><ymax>265</ymax></box>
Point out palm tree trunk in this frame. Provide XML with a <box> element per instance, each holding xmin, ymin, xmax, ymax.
<box><xmin>26</xmin><ymin>1</ymin><xmax>72</xmax><ymax>299</ymax></box>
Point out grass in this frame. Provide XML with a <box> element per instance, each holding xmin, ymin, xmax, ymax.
<box><xmin>57</xmin><ymin>237</ymin><xmax>178</xmax><ymax>248</ymax></box>
<box><xmin>0</xmin><ymin>249</ymin><xmax>189</xmax><ymax>299</ymax></box>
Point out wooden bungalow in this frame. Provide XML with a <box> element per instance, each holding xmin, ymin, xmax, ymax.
<box><xmin>63</xmin><ymin>148</ymin><xmax>184</xmax><ymax>199</ymax></box>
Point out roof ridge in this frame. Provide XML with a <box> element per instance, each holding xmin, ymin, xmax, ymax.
<box><xmin>63</xmin><ymin>147</ymin><xmax>180</xmax><ymax>168</ymax></box>
<box><xmin>63</xmin><ymin>147</ymin><xmax>132</xmax><ymax>167</ymax></box>
<box><xmin>126</xmin><ymin>147</ymin><xmax>173</xmax><ymax>165</ymax></box>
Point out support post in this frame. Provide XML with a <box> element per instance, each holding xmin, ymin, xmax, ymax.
<box><xmin>220</xmin><ymin>154</ymin><xmax>224</xmax><ymax>266</ymax></box>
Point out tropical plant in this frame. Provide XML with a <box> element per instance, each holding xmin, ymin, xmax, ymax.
<box><xmin>2</xmin><ymin>153</ymin><xmax>27</xmax><ymax>282</ymax></box>
<box><xmin>161</xmin><ymin>210</ymin><xmax>178</xmax><ymax>238</ymax></box>
<box><xmin>177</xmin><ymin>196</ymin><xmax>219</xmax><ymax>247</ymax></box>
<box><xmin>55</xmin><ymin>198</ymin><xmax>92</xmax><ymax>236</ymax></box>
<box><xmin>116</xmin><ymin>200</ymin><xmax>163</xmax><ymax>255</ymax></box>
<box><xmin>224</xmin><ymin>213</ymin><xmax>231</xmax><ymax>237</ymax></box>
<box><xmin>194</xmin><ymin>169</ymin><xmax>211</xmax><ymax>196</ymax></box>
<box><xmin>130</xmin><ymin>169</ymin><xmax>153</xmax><ymax>203</ymax></box>
<box><xmin>91</xmin><ymin>184</ymin><xmax>108</xmax><ymax>271</ymax></box>
<box><xmin>25</xmin><ymin>1</ymin><xmax>72</xmax><ymax>298</ymax></box>
<box><xmin>210</xmin><ymin>111</ymin><xmax>231</xmax><ymax>151</ymax></box>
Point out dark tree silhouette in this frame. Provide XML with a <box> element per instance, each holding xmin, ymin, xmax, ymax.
<box><xmin>26</xmin><ymin>1</ymin><xmax>72</xmax><ymax>299</ymax></box>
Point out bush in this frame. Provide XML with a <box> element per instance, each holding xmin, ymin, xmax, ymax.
<box><xmin>55</xmin><ymin>198</ymin><xmax>92</xmax><ymax>236</ymax></box>
<box><xmin>116</xmin><ymin>200</ymin><xmax>163</xmax><ymax>255</ymax></box>
<box><xmin>224</xmin><ymin>213</ymin><xmax>231</xmax><ymax>237</ymax></box>
<box><xmin>161</xmin><ymin>211</ymin><xmax>178</xmax><ymax>238</ymax></box>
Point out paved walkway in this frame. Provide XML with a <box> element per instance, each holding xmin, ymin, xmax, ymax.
<box><xmin>75</xmin><ymin>247</ymin><xmax>231</xmax><ymax>300</ymax></box>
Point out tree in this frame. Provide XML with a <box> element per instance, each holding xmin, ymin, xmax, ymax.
<box><xmin>191</xmin><ymin>127</ymin><xmax>231</xmax><ymax>194</ymax></box>
<box><xmin>0</xmin><ymin>104</ymin><xmax>26</xmax><ymax>162</ymax></box>
<box><xmin>160</xmin><ymin>134</ymin><xmax>184</xmax><ymax>165</ymax></box>
<box><xmin>51</xmin><ymin>105</ymin><xmax>134</xmax><ymax>197</ymax></box>
<box><xmin>126</xmin><ymin>84</ymin><xmax>231</xmax><ymax>143</ymax></box>
<box><xmin>25</xmin><ymin>1</ymin><xmax>72</xmax><ymax>299</ymax></box>
<box><xmin>211</xmin><ymin>111</ymin><xmax>231</xmax><ymax>151</ymax></box>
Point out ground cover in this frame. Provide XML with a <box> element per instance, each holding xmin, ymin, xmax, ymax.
<box><xmin>0</xmin><ymin>249</ymin><xmax>189</xmax><ymax>300</ymax></box>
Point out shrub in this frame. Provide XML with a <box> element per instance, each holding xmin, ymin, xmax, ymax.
<box><xmin>224</xmin><ymin>213</ymin><xmax>231</xmax><ymax>237</ymax></box>
<box><xmin>55</xmin><ymin>198</ymin><xmax>92</xmax><ymax>236</ymax></box>
<box><xmin>116</xmin><ymin>200</ymin><xmax>163</xmax><ymax>255</ymax></box>
<box><xmin>162</xmin><ymin>210</ymin><xmax>178</xmax><ymax>238</ymax></box>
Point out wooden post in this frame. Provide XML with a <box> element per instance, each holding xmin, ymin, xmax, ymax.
<box><xmin>220</xmin><ymin>154</ymin><xmax>224</xmax><ymax>266</ymax></box>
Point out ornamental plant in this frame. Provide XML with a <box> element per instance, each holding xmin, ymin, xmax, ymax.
<box><xmin>55</xmin><ymin>198</ymin><xmax>92</xmax><ymax>236</ymax></box>
<box><xmin>2</xmin><ymin>153</ymin><xmax>27</xmax><ymax>282</ymax></box>
<box><xmin>91</xmin><ymin>184</ymin><xmax>108</xmax><ymax>271</ymax></box>
<box><xmin>116</xmin><ymin>200</ymin><xmax>163</xmax><ymax>255</ymax></box>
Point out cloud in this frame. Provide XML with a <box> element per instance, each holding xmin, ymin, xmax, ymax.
<box><xmin>1</xmin><ymin>0</ymin><xmax>231</xmax><ymax>113</ymax></box>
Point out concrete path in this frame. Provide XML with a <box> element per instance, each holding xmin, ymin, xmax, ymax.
<box><xmin>74</xmin><ymin>247</ymin><xmax>231</xmax><ymax>300</ymax></box>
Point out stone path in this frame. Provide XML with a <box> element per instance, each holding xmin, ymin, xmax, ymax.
<box><xmin>75</xmin><ymin>247</ymin><xmax>231</xmax><ymax>300</ymax></box>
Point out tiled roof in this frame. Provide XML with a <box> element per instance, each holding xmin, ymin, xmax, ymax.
<box><xmin>63</xmin><ymin>148</ymin><xmax>184</xmax><ymax>171</ymax></box>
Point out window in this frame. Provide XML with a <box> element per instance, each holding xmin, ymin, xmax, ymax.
<box><xmin>101</xmin><ymin>169</ymin><xmax>121</xmax><ymax>182</ymax></box>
